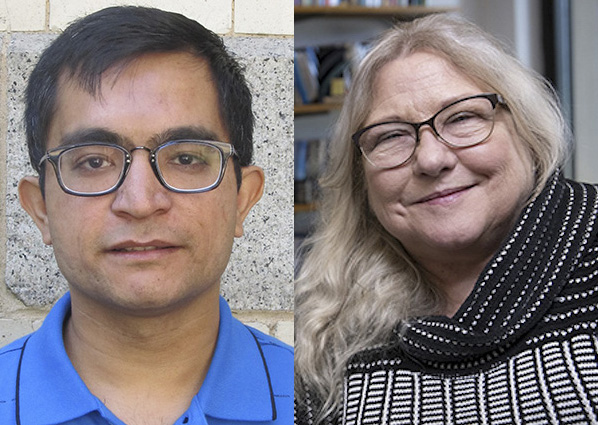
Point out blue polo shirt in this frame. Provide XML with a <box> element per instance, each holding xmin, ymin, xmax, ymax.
<box><xmin>0</xmin><ymin>293</ymin><xmax>293</xmax><ymax>424</ymax></box>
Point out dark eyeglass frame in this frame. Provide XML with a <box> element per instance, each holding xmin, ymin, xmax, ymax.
<box><xmin>351</xmin><ymin>93</ymin><xmax>506</xmax><ymax>169</ymax></box>
<box><xmin>38</xmin><ymin>139</ymin><xmax>237</xmax><ymax>197</ymax></box>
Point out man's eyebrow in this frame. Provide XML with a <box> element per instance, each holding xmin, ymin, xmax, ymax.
<box><xmin>155</xmin><ymin>126</ymin><xmax>225</xmax><ymax>144</ymax></box>
<box><xmin>59</xmin><ymin>128</ymin><xmax>125</xmax><ymax>147</ymax></box>
<box><xmin>58</xmin><ymin>125</ymin><xmax>225</xmax><ymax>149</ymax></box>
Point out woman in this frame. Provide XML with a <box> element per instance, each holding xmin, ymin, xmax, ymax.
<box><xmin>295</xmin><ymin>14</ymin><xmax>598</xmax><ymax>425</ymax></box>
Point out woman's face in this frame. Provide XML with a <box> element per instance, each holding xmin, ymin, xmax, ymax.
<box><xmin>362</xmin><ymin>51</ymin><xmax>534</xmax><ymax>266</ymax></box>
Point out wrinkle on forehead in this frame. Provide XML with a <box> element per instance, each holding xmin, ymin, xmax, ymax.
<box><xmin>366</xmin><ymin>51</ymin><xmax>484</xmax><ymax>125</ymax></box>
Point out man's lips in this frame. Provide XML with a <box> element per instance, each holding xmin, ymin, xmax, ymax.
<box><xmin>415</xmin><ymin>185</ymin><xmax>475</xmax><ymax>204</ymax></box>
<box><xmin>108</xmin><ymin>240</ymin><xmax>179</xmax><ymax>253</ymax></box>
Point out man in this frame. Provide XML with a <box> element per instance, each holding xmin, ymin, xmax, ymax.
<box><xmin>0</xmin><ymin>6</ymin><xmax>292</xmax><ymax>425</ymax></box>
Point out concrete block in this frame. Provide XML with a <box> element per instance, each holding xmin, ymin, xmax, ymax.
<box><xmin>0</xmin><ymin>317</ymin><xmax>37</xmax><ymax>346</ymax></box>
<box><xmin>0</xmin><ymin>0</ymin><xmax>46</xmax><ymax>32</ymax></box>
<box><xmin>235</xmin><ymin>0</ymin><xmax>293</xmax><ymax>35</ymax></box>
<box><xmin>243</xmin><ymin>321</ymin><xmax>271</xmax><ymax>336</ymax></box>
<box><xmin>0</xmin><ymin>3</ymin><xmax>6</xmax><ymax>31</ymax></box>
<box><xmin>5</xmin><ymin>34</ymin><xmax>293</xmax><ymax>311</ymax></box>
<box><xmin>274</xmin><ymin>319</ymin><xmax>294</xmax><ymax>346</ymax></box>
<box><xmin>5</xmin><ymin>34</ymin><xmax>66</xmax><ymax>307</ymax></box>
<box><xmin>223</xmin><ymin>37</ymin><xmax>294</xmax><ymax>310</ymax></box>
<box><xmin>49</xmin><ymin>0</ymin><xmax>232</xmax><ymax>34</ymax></box>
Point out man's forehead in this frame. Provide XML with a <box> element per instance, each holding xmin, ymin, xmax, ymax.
<box><xmin>47</xmin><ymin>52</ymin><xmax>228</xmax><ymax>150</ymax></box>
<box><xmin>57</xmin><ymin>51</ymin><xmax>213</xmax><ymax>100</ymax></box>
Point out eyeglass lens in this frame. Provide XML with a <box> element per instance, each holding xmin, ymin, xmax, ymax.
<box><xmin>56</xmin><ymin>142</ymin><xmax>225</xmax><ymax>194</ymax></box>
<box><xmin>358</xmin><ymin>96</ymin><xmax>497</xmax><ymax>169</ymax></box>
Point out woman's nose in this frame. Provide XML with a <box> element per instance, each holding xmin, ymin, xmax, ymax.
<box><xmin>411</xmin><ymin>127</ymin><xmax>459</xmax><ymax>177</ymax></box>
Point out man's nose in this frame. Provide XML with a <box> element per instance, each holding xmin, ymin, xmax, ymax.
<box><xmin>110</xmin><ymin>148</ymin><xmax>172</xmax><ymax>218</ymax></box>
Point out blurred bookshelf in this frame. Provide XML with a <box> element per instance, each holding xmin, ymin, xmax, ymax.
<box><xmin>295</xmin><ymin>5</ymin><xmax>456</xmax><ymax>19</ymax></box>
<box><xmin>294</xmin><ymin>102</ymin><xmax>342</xmax><ymax>115</ymax></box>
<box><xmin>294</xmin><ymin>2</ymin><xmax>457</xmax><ymax>116</ymax></box>
<box><xmin>294</xmin><ymin>1</ymin><xmax>458</xmax><ymax>242</ymax></box>
<box><xmin>294</xmin><ymin>203</ymin><xmax>317</xmax><ymax>213</ymax></box>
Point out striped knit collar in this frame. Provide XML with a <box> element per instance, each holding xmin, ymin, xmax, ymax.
<box><xmin>396</xmin><ymin>173</ymin><xmax>598</xmax><ymax>365</ymax></box>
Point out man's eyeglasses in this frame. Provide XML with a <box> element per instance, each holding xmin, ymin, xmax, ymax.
<box><xmin>352</xmin><ymin>93</ymin><xmax>506</xmax><ymax>169</ymax></box>
<box><xmin>38</xmin><ymin>140</ymin><xmax>236</xmax><ymax>196</ymax></box>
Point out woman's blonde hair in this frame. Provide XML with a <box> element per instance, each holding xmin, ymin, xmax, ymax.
<box><xmin>295</xmin><ymin>13</ymin><xmax>570</xmax><ymax>422</ymax></box>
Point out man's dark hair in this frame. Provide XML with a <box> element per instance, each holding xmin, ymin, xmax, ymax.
<box><xmin>25</xmin><ymin>6</ymin><xmax>253</xmax><ymax>191</ymax></box>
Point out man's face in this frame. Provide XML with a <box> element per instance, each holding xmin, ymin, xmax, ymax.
<box><xmin>20</xmin><ymin>52</ymin><xmax>263</xmax><ymax>316</ymax></box>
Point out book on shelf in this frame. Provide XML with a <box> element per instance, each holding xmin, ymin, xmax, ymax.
<box><xmin>295</xmin><ymin>0</ymin><xmax>426</xmax><ymax>6</ymax></box>
<box><xmin>295</xmin><ymin>42</ymin><xmax>371</xmax><ymax>107</ymax></box>
<box><xmin>295</xmin><ymin>47</ymin><xmax>320</xmax><ymax>105</ymax></box>
<box><xmin>295</xmin><ymin>138</ymin><xmax>328</xmax><ymax>206</ymax></box>
<box><xmin>296</xmin><ymin>0</ymin><xmax>344</xmax><ymax>5</ymax></box>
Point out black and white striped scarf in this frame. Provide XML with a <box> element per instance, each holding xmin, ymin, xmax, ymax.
<box><xmin>298</xmin><ymin>174</ymin><xmax>598</xmax><ymax>424</ymax></box>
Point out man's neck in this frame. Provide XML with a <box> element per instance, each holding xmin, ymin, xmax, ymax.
<box><xmin>63</xmin><ymin>287</ymin><xmax>221</xmax><ymax>425</ymax></box>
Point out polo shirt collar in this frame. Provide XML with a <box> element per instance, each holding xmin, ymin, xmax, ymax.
<box><xmin>18</xmin><ymin>293</ymin><xmax>102</xmax><ymax>425</ymax></box>
<box><xmin>198</xmin><ymin>297</ymin><xmax>276</xmax><ymax>421</ymax></box>
<box><xmin>17</xmin><ymin>294</ymin><xmax>276</xmax><ymax>424</ymax></box>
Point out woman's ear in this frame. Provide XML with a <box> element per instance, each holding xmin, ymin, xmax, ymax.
<box><xmin>234</xmin><ymin>166</ymin><xmax>265</xmax><ymax>238</ymax></box>
<box><xmin>18</xmin><ymin>176</ymin><xmax>52</xmax><ymax>245</ymax></box>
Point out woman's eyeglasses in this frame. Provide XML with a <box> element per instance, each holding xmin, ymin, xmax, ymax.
<box><xmin>352</xmin><ymin>93</ymin><xmax>506</xmax><ymax>169</ymax></box>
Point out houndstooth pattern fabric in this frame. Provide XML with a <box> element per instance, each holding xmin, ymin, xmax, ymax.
<box><xmin>296</xmin><ymin>175</ymin><xmax>598</xmax><ymax>425</ymax></box>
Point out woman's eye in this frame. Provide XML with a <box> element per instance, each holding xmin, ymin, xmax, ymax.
<box><xmin>381</xmin><ymin>131</ymin><xmax>408</xmax><ymax>141</ymax></box>
<box><xmin>374</xmin><ymin>131</ymin><xmax>412</xmax><ymax>147</ymax></box>
<box><xmin>445</xmin><ymin>111</ymin><xmax>487</xmax><ymax>126</ymax></box>
<box><xmin>449</xmin><ymin>112</ymin><xmax>473</xmax><ymax>122</ymax></box>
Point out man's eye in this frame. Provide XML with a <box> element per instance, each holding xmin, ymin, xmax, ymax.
<box><xmin>75</xmin><ymin>156</ymin><xmax>112</xmax><ymax>170</ymax></box>
<box><xmin>86</xmin><ymin>157</ymin><xmax>108</xmax><ymax>168</ymax></box>
<box><xmin>173</xmin><ymin>154</ymin><xmax>206</xmax><ymax>165</ymax></box>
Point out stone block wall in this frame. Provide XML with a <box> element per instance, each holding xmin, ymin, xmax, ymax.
<box><xmin>0</xmin><ymin>0</ymin><xmax>294</xmax><ymax>346</ymax></box>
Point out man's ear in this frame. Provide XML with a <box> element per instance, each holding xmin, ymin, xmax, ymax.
<box><xmin>18</xmin><ymin>176</ymin><xmax>52</xmax><ymax>245</ymax></box>
<box><xmin>235</xmin><ymin>166</ymin><xmax>265</xmax><ymax>237</ymax></box>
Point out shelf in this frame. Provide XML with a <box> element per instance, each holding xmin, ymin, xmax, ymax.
<box><xmin>295</xmin><ymin>102</ymin><xmax>343</xmax><ymax>115</ymax></box>
<box><xmin>295</xmin><ymin>5</ymin><xmax>456</xmax><ymax>19</ymax></box>
<box><xmin>295</xmin><ymin>5</ymin><xmax>455</xmax><ymax>218</ymax></box>
<box><xmin>295</xmin><ymin>203</ymin><xmax>317</xmax><ymax>213</ymax></box>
